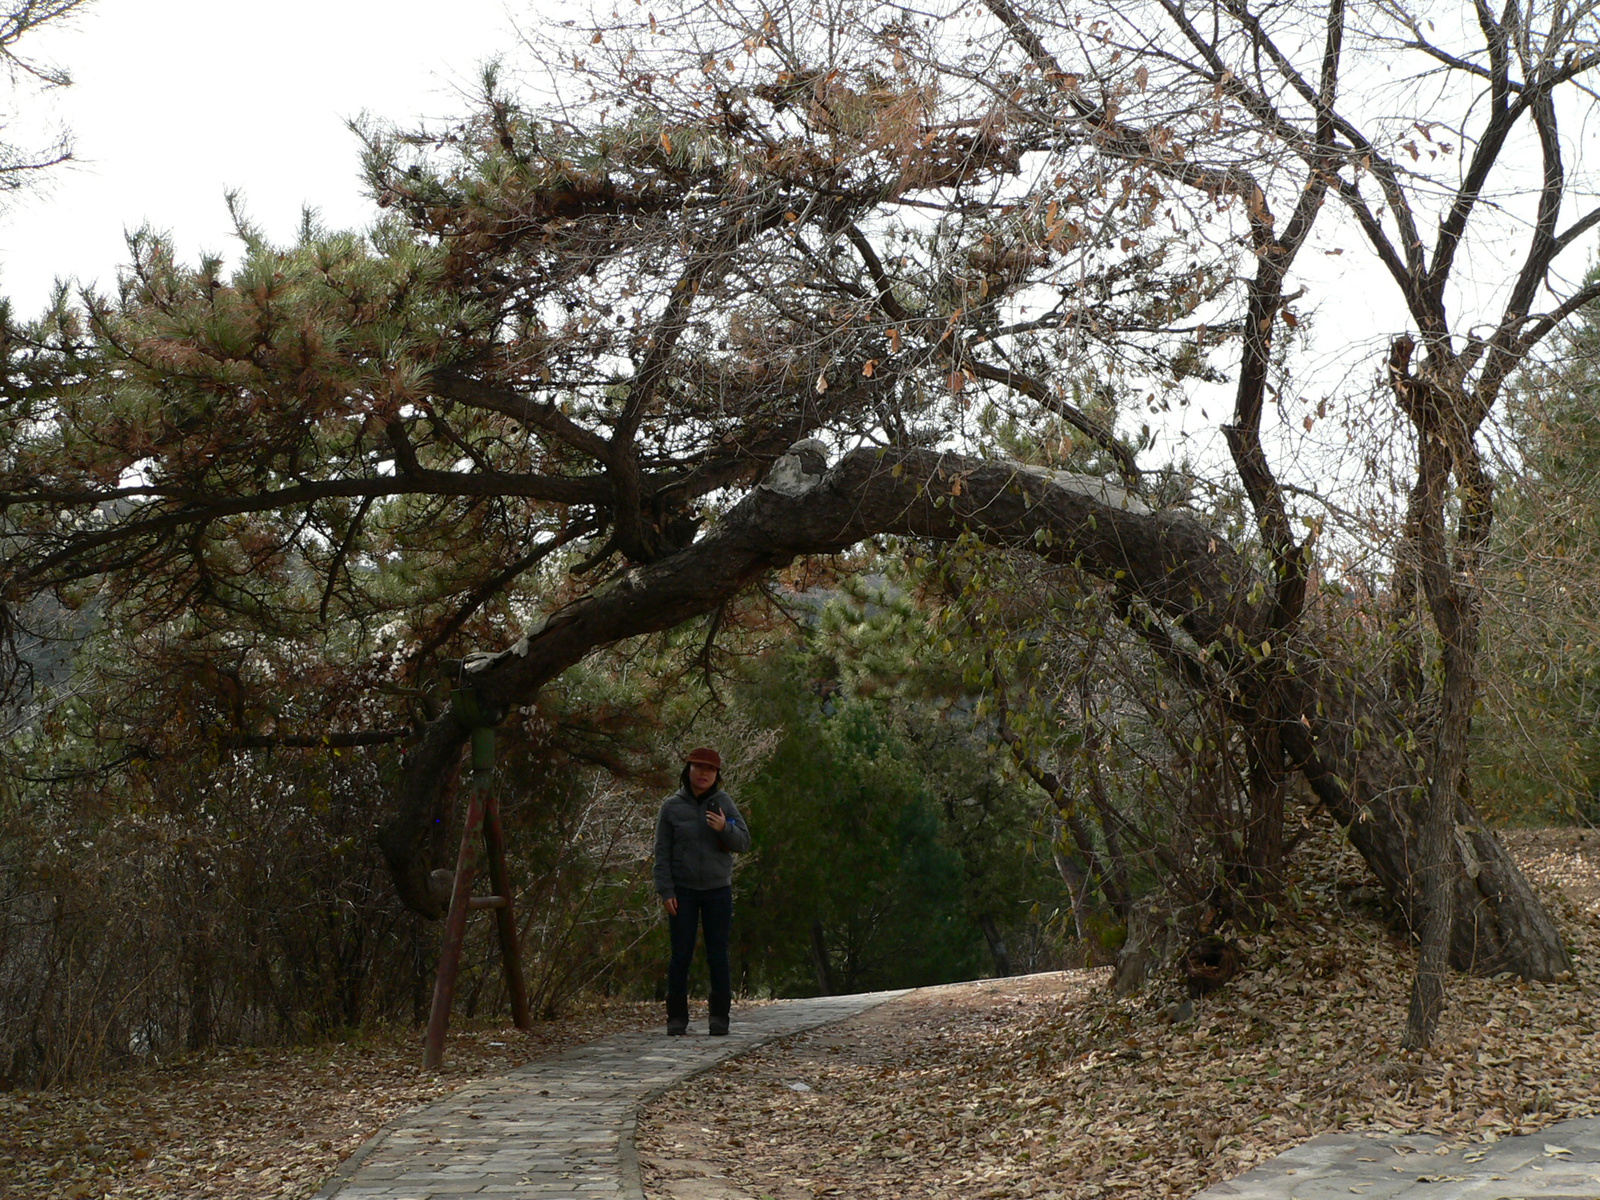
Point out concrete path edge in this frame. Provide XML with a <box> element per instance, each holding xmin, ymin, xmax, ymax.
<box><xmin>311</xmin><ymin>990</ymin><xmax>910</xmax><ymax>1200</ymax></box>
<box><xmin>310</xmin><ymin>1083</ymin><xmax>454</xmax><ymax>1199</ymax></box>
<box><xmin>613</xmin><ymin>991</ymin><xmax>909</xmax><ymax>1200</ymax></box>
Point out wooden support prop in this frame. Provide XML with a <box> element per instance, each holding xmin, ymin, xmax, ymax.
<box><xmin>423</xmin><ymin>688</ymin><xmax>531</xmax><ymax>1070</ymax></box>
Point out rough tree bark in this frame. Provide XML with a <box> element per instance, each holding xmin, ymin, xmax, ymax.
<box><xmin>977</xmin><ymin>914</ymin><xmax>1013</xmax><ymax>978</ymax></box>
<box><xmin>377</xmin><ymin>444</ymin><xmax>1571</xmax><ymax>982</ymax></box>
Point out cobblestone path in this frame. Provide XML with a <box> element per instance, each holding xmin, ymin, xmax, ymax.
<box><xmin>1195</xmin><ymin>1119</ymin><xmax>1600</xmax><ymax>1199</ymax></box>
<box><xmin>315</xmin><ymin>984</ymin><xmax>1600</xmax><ymax>1200</ymax></box>
<box><xmin>313</xmin><ymin>993</ymin><xmax>906</xmax><ymax>1200</ymax></box>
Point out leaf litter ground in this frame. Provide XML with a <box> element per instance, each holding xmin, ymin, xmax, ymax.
<box><xmin>0</xmin><ymin>1003</ymin><xmax>660</xmax><ymax>1199</ymax></box>
<box><xmin>4</xmin><ymin>827</ymin><xmax>1596</xmax><ymax>1200</ymax></box>
<box><xmin>637</xmin><ymin>826</ymin><xmax>1600</xmax><ymax>1200</ymax></box>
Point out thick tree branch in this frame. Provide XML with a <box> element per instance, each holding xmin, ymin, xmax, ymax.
<box><xmin>375</xmin><ymin>443</ymin><xmax>1569</xmax><ymax>986</ymax></box>
<box><xmin>606</xmin><ymin>201</ymin><xmax>791</xmax><ymax>561</ymax></box>
<box><xmin>432</xmin><ymin>372</ymin><xmax>614</xmax><ymax>462</ymax></box>
<box><xmin>7</xmin><ymin>470</ymin><xmax>603</xmax><ymax>593</ymax></box>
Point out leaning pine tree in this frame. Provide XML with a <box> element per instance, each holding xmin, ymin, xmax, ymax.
<box><xmin>5</xmin><ymin>0</ymin><xmax>1597</xmax><ymax>1046</ymax></box>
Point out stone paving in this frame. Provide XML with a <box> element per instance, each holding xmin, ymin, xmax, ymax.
<box><xmin>315</xmin><ymin>983</ymin><xmax>1600</xmax><ymax>1200</ymax></box>
<box><xmin>312</xmin><ymin>992</ymin><xmax>906</xmax><ymax>1200</ymax></box>
<box><xmin>1195</xmin><ymin>1118</ymin><xmax>1600</xmax><ymax>1199</ymax></box>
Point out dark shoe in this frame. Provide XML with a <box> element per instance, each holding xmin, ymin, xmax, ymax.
<box><xmin>709</xmin><ymin>1018</ymin><xmax>729</xmax><ymax>1037</ymax></box>
<box><xmin>666</xmin><ymin>992</ymin><xmax>689</xmax><ymax>1036</ymax></box>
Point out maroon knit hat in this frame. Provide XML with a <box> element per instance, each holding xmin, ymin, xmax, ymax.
<box><xmin>684</xmin><ymin>747</ymin><xmax>722</xmax><ymax>770</ymax></box>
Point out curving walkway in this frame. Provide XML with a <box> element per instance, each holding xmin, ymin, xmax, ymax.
<box><xmin>1194</xmin><ymin>1119</ymin><xmax>1600</xmax><ymax>1199</ymax></box>
<box><xmin>314</xmin><ymin>984</ymin><xmax>1600</xmax><ymax>1200</ymax></box>
<box><xmin>312</xmin><ymin>992</ymin><xmax>907</xmax><ymax>1200</ymax></box>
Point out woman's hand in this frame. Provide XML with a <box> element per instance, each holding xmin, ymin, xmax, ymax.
<box><xmin>706</xmin><ymin>808</ymin><xmax>728</xmax><ymax>832</ymax></box>
<box><xmin>663</xmin><ymin>897</ymin><xmax>678</xmax><ymax>916</ymax></box>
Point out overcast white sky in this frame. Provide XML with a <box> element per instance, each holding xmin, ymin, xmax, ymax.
<box><xmin>0</xmin><ymin>0</ymin><xmax>553</xmax><ymax>316</ymax></box>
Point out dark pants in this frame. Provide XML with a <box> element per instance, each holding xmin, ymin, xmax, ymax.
<box><xmin>666</xmin><ymin>885</ymin><xmax>733</xmax><ymax>1023</ymax></box>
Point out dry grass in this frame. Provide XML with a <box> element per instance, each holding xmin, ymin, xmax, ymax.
<box><xmin>638</xmin><ymin>825</ymin><xmax>1600</xmax><ymax>1200</ymax></box>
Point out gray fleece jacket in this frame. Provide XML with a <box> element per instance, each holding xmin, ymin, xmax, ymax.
<box><xmin>653</xmin><ymin>785</ymin><xmax>751</xmax><ymax>899</ymax></box>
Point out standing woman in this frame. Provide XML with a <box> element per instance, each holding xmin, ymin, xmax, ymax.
<box><xmin>654</xmin><ymin>747</ymin><xmax>751</xmax><ymax>1035</ymax></box>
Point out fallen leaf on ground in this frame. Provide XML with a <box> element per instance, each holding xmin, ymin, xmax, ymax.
<box><xmin>638</xmin><ymin>824</ymin><xmax>1600</xmax><ymax>1200</ymax></box>
<box><xmin>0</xmin><ymin>1003</ymin><xmax>660</xmax><ymax>1199</ymax></box>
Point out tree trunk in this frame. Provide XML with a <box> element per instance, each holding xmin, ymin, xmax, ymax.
<box><xmin>1048</xmin><ymin>816</ymin><xmax>1092</xmax><ymax>940</ymax></box>
<box><xmin>1280</xmin><ymin>667</ymin><xmax>1569</xmax><ymax>981</ymax></box>
<box><xmin>378</xmin><ymin>445</ymin><xmax>1570</xmax><ymax>981</ymax></box>
<box><xmin>1241</xmin><ymin>724</ymin><xmax>1288</xmax><ymax>905</ymax></box>
<box><xmin>1392</xmin><ymin>342</ymin><xmax>1510</xmax><ymax>1046</ymax></box>
<box><xmin>809</xmin><ymin>920</ymin><xmax>835</xmax><ymax>996</ymax></box>
<box><xmin>977</xmin><ymin>913</ymin><xmax>1012</xmax><ymax>977</ymax></box>
<box><xmin>185</xmin><ymin>937</ymin><xmax>214</xmax><ymax>1052</ymax></box>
